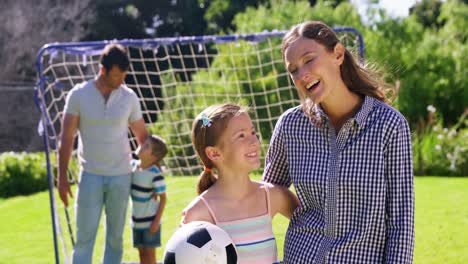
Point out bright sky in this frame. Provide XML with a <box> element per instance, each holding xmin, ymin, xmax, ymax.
<box><xmin>350</xmin><ymin>0</ymin><xmax>419</xmax><ymax>18</ymax></box>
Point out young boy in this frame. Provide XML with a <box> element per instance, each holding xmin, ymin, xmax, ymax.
<box><xmin>131</xmin><ymin>135</ymin><xmax>167</xmax><ymax>264</ymax></box>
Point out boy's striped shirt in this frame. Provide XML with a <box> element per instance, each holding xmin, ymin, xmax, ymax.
<box><xmin>130</xmin><ymin>160</ymin><xmax>166</xmax><ymax>230</ymax></box>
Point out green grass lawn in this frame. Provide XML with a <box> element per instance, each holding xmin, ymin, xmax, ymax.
<box><xmin>0</xmin><ymin>177</ymin><xmax>467</xmax><ymax>263</ymax></box>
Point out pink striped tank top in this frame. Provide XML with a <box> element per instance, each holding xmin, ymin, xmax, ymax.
<box><xmin>199</xmin><ymin>185</ymin><xmax>279</xmax><ymax>264</ymax></box>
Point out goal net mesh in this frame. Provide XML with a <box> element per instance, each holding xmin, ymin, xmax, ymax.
<box><xmin>35</xmin><ymin>28</ymin><xmax>364</xmax><ymax>262</ymax></box>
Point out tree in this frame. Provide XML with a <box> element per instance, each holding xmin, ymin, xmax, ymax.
<box><xmin>200</xmin><ymin>0</ymin><xmax>349</xmax><ymax>34</ymax></box>
<box><xmin>201</xmin><ymin>0</ymin><xmax>270</xmax><ymax>34</ymax></box>
<box><xmin>82</xmin><ymin>1</ymin><xmax>148</xmax><ymax>40</ymax></box>
<box><xmin>409</xmin><ymin>0</ymin><xmax>444</xmax><ymax>29</ymax></box>
<box><xmin>82</xmin><ymin>0</ymin><xmax>206</xmax><ymax>40</ymax></box>
<box><xmin>0</xmin><ymin>0</ymin><xmax>93</xmax><ymax>81</ymax></box>
<box><xmin>0</xmin><ymin>0</ymin><xmax>209</xmax><ymax>82</ymax></box>
<box><xmin>0</xmin><ymin>0</ymin><xmax>281</xmax><ymax>82</ymax></box>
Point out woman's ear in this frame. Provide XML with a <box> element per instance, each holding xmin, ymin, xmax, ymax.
<box><xmin>205</xmin><ymin>146</ymin><xmax>222</xmax><ymax>161</ymax></box>
<box><xmin>333</xmin><ymin>43</ymin><xmax>345</xmax><ymax>66</ymax></box>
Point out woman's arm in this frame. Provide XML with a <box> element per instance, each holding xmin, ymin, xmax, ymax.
<box><xmin>262</xmin><ymin>114</ymin><xmax>291</xmax><ymax>187</ymax></box>
<box><xmin>384</xmin><ymin>119</ymin><xmax>414</xmax><ymax>263</ymax></box>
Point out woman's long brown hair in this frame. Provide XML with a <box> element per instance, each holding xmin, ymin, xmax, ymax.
<box><xmin>281</xmin><ymin>21</ymin><xmax>393</xmax><ymax>121</ymax></box>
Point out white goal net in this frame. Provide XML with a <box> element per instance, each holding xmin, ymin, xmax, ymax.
<box><xmin>35</xmin><ymin>28</ymin><xmax>364</xmax><ymax>263</ymax></box>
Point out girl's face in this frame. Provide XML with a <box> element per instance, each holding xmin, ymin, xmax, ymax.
<box><xmin>214</xmin><ymin>112</ymin><xmax>260</xmax><ymax>173</ymax></box>
<box><xmin>284</xmin><ymin>36</ymin><xmax>344</xmax><ymax>104</ymax></box>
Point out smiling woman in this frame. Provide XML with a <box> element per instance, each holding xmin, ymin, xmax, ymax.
<box><xmin>263</xmin><ymin>21</ymin><xmax>414</xmax><ymax>263</ymax></box>
<box><xmin>281</xmin><ymin>21</ymin><xmax>389</xmax><ymax>129</ymax></box>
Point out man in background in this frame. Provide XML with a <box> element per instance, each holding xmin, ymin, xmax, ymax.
<box><xmin>57</xmin><ymin>44</ymin><xmax>148</xmax><ymax>264</ymax></box>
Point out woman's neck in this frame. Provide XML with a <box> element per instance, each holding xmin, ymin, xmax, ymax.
<box><xmin>320</xmin><ymin>86</ymin><xmax>363</xmax><ymax>131</ymax></box>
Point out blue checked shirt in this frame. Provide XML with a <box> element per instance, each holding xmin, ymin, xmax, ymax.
<box><xmin>263</xmin><ymin>96</ymin><xmax>414</xmax><ymax>263</ymax></box>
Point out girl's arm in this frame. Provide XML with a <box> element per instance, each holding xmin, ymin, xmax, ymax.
<box><xmin>384</xmin><ymin>119</ymin><xmax>414</xmax><ymax>263</ymax></box>
<box><xmin>269</xmin><ymin>184</ymin><xmax>299</xmax><ymax>219</ymax></box>
<box><xmin>149</xmin><ymin>192</ymin><xmax>166</xmax><ymax>233</ymax></box>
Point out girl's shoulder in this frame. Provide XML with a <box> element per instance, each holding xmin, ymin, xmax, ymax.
<box><xmin>258</xmin><ymin>181</ymin><xmax>299</xmax><ymax>218</ymax></box>
<box><xmin>254</xmin><ymin>180</ymin><xmax>283</xmax><ymax>198</ymax></box>
<box><xmin>257</xmin><ymin>181</ymin><xmax>286</xmax><ymax>205</ymax></box>
<box><xmin>181</xmin><ymin>194</ymin><xmax>214</xmax><ymax>224</ymax></box>
<box><xmin>252</xmin><ymin>180</ymin><xmax>270</xmax><ymax>189</ymax></box>
<box><xmin>256</xmin><ymin>180</ymin><xmax>283</xmax><ymax>193</ymax></box>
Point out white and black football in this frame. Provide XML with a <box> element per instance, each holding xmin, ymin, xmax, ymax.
<box><xmin>163</xmin><ymin>221</ymin><xmax>237</xmax><ymax>264</ymax></box>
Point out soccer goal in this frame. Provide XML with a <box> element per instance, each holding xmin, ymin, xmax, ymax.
<box><xmin>35</xmin><ymin>27</ymin><xmax>364</xmax><ymax>263</ymax></box>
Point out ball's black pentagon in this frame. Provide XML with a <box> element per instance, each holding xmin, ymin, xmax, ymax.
<box><xmin>225</xmin><ymin>243</ymin><xmax>238</xmax><ymax>264</ymax></box>
<box><xmin>186</xmin><ymin>227</ymin><xmax>212</xmax><ymax>248</ymax></box>
<box><xmin>163</xmin><ymin>251</ymin><xmax>176</xmax><ymax>264</ymax></box>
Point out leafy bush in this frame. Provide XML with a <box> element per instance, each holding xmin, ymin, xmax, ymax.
<box><xmin>362</xmin><ymin>0</ymin><xmax>467</xmax><ymax>127</ymax></box>
<box><xmin>0</xmin><ymin>152</ymin><xmax>49</xmax><ymax>197</ymax></box>
<box><xmin>234</xmin><ymin>0</ymin><xmax>467</xmax><ymax>129</ymax></box>
<box><xmin>413</xmin><ymin>106</ymin><xmax>467</xmax><ymax>176</ymax></box>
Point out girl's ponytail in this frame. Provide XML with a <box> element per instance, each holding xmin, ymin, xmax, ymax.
<box><xmin>196</xmin><ymin>167</ymin><xmax>217</xmax><ymax>194</ymax></box>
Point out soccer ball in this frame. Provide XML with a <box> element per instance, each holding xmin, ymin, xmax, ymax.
<box><xmin>163</xmin><ymin>221</ymin><xmax>238</xmax><ymax>264</ymax></box>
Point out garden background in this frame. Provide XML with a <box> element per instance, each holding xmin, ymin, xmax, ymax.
<box><xmin>0</xmin><ymin>0</ymin><xmax>466</xmax><ymax>263</ymax></box>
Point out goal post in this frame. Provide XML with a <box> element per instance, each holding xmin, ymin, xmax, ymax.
<box><xmin>34</xmin><ymin>28</ymin><xmax>364</xmax><ymax>263</ymax></box>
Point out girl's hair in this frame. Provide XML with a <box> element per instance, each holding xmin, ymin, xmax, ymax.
<box><xmin>281</xmin><ymin>21</ymin><xmax>393</xmax><ymax>120</ymax></box>
<box><xmin>192</xmin><ymin>103</ymin><xmax>248</xmax><ymax>194</ymax></box>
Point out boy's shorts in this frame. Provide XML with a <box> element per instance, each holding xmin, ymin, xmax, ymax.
<box><xmin>132</xmin><ymin>225</ymin><xmax>161</xmax><ymax>248</ymax></box>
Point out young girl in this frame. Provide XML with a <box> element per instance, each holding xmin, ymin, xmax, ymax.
<box><xmin>263</xmin><ymin>21</ymin><xmax>414</xmax><ymax>263</ymax></box>
<box><xmin>182</xmin><ymin>103</ymin><xmax>299</xmax><ymax>264</ymax></box>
